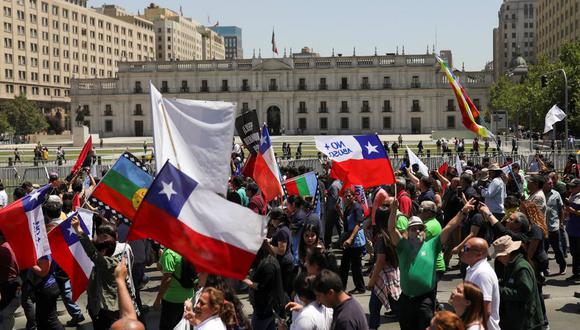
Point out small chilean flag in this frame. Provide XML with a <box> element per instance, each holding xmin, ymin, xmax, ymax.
<box><xmin>48</xmin><ymin>209</ymin><xmax>94</xmax><ymax>301</ymax></box>
<box><xmin>0</xmin><ymin>185</ymin><xmax>52</xmax><ymax>269</ymax></box>
<box><xmin>253</xmin><ymin>124</ymin><xmax>283</xmax><ymax>202</ymax></box>
<box><xmin>315</xmin><ymin>135</ymin><xmax>395</xmax><ymax>189</ymax></box>
<box><xmin>128</xmin><ymin>161</ymin><xmax>268</xmax><ymax>279</ymax></box>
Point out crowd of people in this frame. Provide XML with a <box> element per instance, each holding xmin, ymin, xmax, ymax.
<box><xmin>1</xmin><ymin>140</ymin><xmax>580</xmax><ymax>330</ymax></box>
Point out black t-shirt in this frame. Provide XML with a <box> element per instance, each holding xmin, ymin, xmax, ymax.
<box><xmin>331</xmin><ymin>297</ymin><xmax>369</xmax><ymax>330</ymax></box>
<box><xmin>528</xmin><ymin>225</ymin><xmax>549</xmax><ymax>265</ymax></box>
<box><xmin>418</xmin><ymin>189</ymin><xmax>435</xmax><ymax>203</ymax></box>
<box><xmin>271</xmin><ymin>225</ymin><xmax>294</xmax><ymax>266</ymax></box>
<box><xmin>442</xmin><ymin>188</ymin><xmax>462</xmax><ymax>226</ymax></box>
<box><xmin>462</xmin><ymin>213</ymin><xmax>492</xmax><ymax>244</ymax></box>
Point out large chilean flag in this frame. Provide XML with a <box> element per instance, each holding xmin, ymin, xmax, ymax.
<box><xmin>253</xmin><ymin>124</ymin><xmax>283</xmax><ymax>202</ymax></box>
<box><xmin>0</xmin><ymin>185</ymin><xmax>52</xmax><ymax>269</ymax></box>
<box><xmin>128</xmin><ymin>161</ymin><xmax>268</xmax><ymax>279</ymax></box>
<box><xmin>315</xmin><ymin>135</ymin><xmax>395</xmax><ymax>188</ymax></box>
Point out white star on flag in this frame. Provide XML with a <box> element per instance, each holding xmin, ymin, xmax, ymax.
<box><xmin>67</xmin><ymin>226</ymin><xmax>76</xmax><ymax>237</ymax></box>
<box><xmin>365</xmin><ymin>141</ymin><xmax>379</xmax><ymax>154</ymax></box>
<box><xmin>159</xmin><ymin>181</ymin><xmax>177</xmax><ymax>201</ymax></box>
<box><xmin>29</xmin><ymin>190</ymin><xmax>41</xmax><ymax>201</ymax></box>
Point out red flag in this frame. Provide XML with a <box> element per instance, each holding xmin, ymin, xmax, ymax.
<box><xmin>271</xmin><ymin>29</ymin><xmax>278</xmax><ymax>55</ymax></box>
<box><xmin>241</xmin><ymin>153</ymin><xmax>256</xmax><ymax>178</ymax></box>
<box><xmin>438</xmin><ymin>162</ymin><xmax>448</xmax><ymax>175</ymax></box>
<box><xmin>71</xmin><ymin>136</ymin><xmax>92</xmax><ymax>174</ymax></box>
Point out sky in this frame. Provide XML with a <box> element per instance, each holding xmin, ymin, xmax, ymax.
<box><xmin>90</xmin><ymin>0</ymin><xmax>503</xmax><ymax>71</ymax></box>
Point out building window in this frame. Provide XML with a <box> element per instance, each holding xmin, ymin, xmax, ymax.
<box><xmin>105</xmin><ymin>120</ymin><xmax>113</xmax><ymax>132</ymax></box>
<box><xmin>361</xmin><ymin>77</ymin><xmax>370</xmax><ymax>89</ymax></box>
<box><xmin>447</xmin><ymin>116</ymin><xmax>456</xmax><ymax>129</ymax></box>
<box><xmin>241</xmin><ymin>79</ymin><xmax>249</xmax><ymax>91</ymax></box>
<box><xmin>361</xmin><ymin>101</ymin><xmax>370</xmax><ymax>113</ymax></box>
<box><xmin>319</xmin><ymin>117</ymin><xmax>328</xmax><ymax>130</ymax></box>
<box><xmin>200</xmin><ymin>80</ymin><xmax>209</xmax><ymax>92</ymax></box>
<box><xmin>341</xmin><ymin>77</ymin><xmax>348</xmax><ymax>89</ymax></box>
<box><xmin>319</xmin><ymin>77</ymin><xmax>327</xmax><ymax>90</ymax></box>
<box><xmin>242</xmin><ymin>102</ymin><xmax>249</xmax><ymax>112</ymax></box>
<box><xmin>181</xmin><ymin>80</ymin><xmax>189</xmax><ymax>92</ymax></box>
<box><xmin>383</xmin><ymin>100</ymin><xmax>392</xmax><ymax>112</ymax></box>
<box><xmin>340</xmin><ymin>101</ymin><xmax>349</xmax><ymax>113</ymax></box>
<box><xmin>319</xmin><ymin>101</ymin><xmax>328</xmax><ymax>113</ymax></box>
<box><xmin>269</xmin><ymin>79</ymin><xmax>278</xmax><ymax>91</ymax></box>
<box><xmin>104</xmin><ymin>105</ymin><xmax>113</xmax><ymax>116</ymax></box>
<box><xmin>134</xmin><ymin>81</ymin><xmax>142</xmax><ymax>93</ymax></box>
<box><xmin>383</xmin><ymin>117</ymin><xmax>392</xmax><ymax>129</ymax></box>
<box><xmin>361</xmin><ymin>117</ymin><xmax>370</xmax><ymax>129</ymax></box>
<box><xmin>383</xmin><ymin>76</ymin><xmax>392</xmax><ymax>89</ymax></box>
<box><xmin>134</xmin><ymin>104</ymin><xmax>143</xmax><ymax>116</ymax></box>
<box><xmin>298</xmin><ymin>101</ymin><xmax>307</xmax><ymax>113</ymax></box>
<box><xmin>411</xmin><ymin>76</ymin><xmax>421</xmax><ymax>88</ymax></box>
<box><xmin>161</xmin><ymin>80</ymin><xmax>169</xmax><ymax>93</ymax></box>
<box><xmin>221</xmin><ymin>80</ymin><xmax>229</xmax><ymax>92</ymax></box>
<box><xmin>298</xmin><ymin>78</ymin><xmax>306</xmax><ymax>90</ymax></box>
<box><xmin>340</xmin><ymin>117</ymin><xmax>349</xmax><ymax>130</ymax></box>
<box><xmin>298</xmin><ymin>118</ymin><xmax>307</xmax><ymax>131</ymax></box>
<box><xmin>447</xmin><ymin>99</ymin><xmax>455</xmax><ymax>111</ymax></box>
<box><xmin>412</xmin><ymin>100</ymin><xmax>421</xmax><ymax>112</ymax></box>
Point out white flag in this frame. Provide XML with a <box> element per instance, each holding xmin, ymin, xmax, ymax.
<box><xmin>543</xmin><ymin>104</ymin><xmax>566</xmax><ymax>134</ymax></box>
<box><xmin>455</xmin><ymin>154</ymin><xmax>463</xmax><ymax>175</ymax></box>
<box><xmin>406</xmin><ymin>146</ymin><xmax>429</xmax><ymax>177</ymax></box>
<box><xmin>150</xmin><ymin>82</ymin><xmax>236</xmax><ymax>195</ymax></box>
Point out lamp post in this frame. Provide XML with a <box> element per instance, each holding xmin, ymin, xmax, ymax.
<box><xmin>541</xmin><ymin>69</ymin><xmax>568</xmax><ymax>149</ymax></box>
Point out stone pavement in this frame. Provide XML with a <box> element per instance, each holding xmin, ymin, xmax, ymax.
<box><xmin>12</xmin><ymin>250</ymin><xmax>580</xmax><ymax>329</ymax></box>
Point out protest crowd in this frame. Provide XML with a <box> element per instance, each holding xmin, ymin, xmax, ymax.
<box><xmin>1</xmin><ymin>79</ymin><xmax>580</xmax><ymax>330</ymax></box>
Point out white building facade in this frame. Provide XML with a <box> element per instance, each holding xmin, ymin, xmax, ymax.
<box><xmin>70</xmin><ymin>51</ymin><xmax>493</xmax><ymax>137</ymax></box>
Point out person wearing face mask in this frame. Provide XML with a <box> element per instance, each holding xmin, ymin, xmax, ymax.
<box><xmin>388</xmin><ymin>198</ymin><xmax>475</xmax><ymax>330</ymax></box>
<box><xmin>71</xmin><ymin>217</ymin><xmax>121</xmax><ymax>329</ymax></box>
<box><xmin>448</xmin><ymin>281</ymin><xmax>487</xmax><ymax>330</ymax></box>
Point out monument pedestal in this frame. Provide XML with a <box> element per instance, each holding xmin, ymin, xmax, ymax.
<box><xmin>72</xmin><ymin>125</ymin><xmax>90</xmax><ymax>147</ymax></box>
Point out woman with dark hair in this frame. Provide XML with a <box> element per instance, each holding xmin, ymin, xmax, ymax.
<box><xmin>337</xmin><ymin>187</ymin><xmax>366</xmax><ymax>294</ymax></box>
<box><xmin>449</xmin><ymin>281</ymin><xmax>487</xmax><ymax>330</ymax></box>
<box><xmin>243</xmin><ymin>241</ymin><xmax>287</xmax><ymax>330</ymax></box>
<box><xmin>305</xmin><ymin>249</ymin><xmax>338</xmax><ymax>276</ymax></box>
<box><xmin>298</xmin><ymin>221</ymin><xmax>324</xmax><ymax>267</ymax></box>
<box><xmin>367</xmin><ymin>206</ymin><xmax>401</xmax><ymax>329</ymax></box>
<box><xmin>267</xmin><ymin>207</ymin><xmax>296</xmax><ymax>297</ymax></box>
<box><xmin>285</xmin><ymin>274</ymin><xmax>333</xmax><ymax>329</ymax></box>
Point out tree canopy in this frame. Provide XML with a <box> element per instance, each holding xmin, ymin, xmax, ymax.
<box><xmin>1</xmin><ymin>94</ymin><xmax>49</xmax><ymax>136</ymax></box>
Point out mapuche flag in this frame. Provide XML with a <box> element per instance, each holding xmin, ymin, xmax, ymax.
<box><xmin>315</xmin><ymin>135</ymin><xmax>395</xmax><ymax>189</ymax></box>
<box><xmin>89</xmin><ymin>152</ymin><xmax>153</xmax><ymax>222</ymax></box>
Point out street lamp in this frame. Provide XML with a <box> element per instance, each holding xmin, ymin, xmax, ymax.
<box><xmin>541</xmin><ymin>69</ymin><xmax>569</xmax><ymax>149</ymax></box>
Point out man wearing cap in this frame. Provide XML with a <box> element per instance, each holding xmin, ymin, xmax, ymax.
<box><xmin>480</xmin><ymin>163</ymin><xmax>506</xmax><ymax>220</ymax></box>
<box><xmin>565</xmin><ymin>178</ymin><xmax>580</xmax><ymax>282</ymax></box>
<box><xmin>492</xmin><ymin>235</ymin><xmax>544</xmax><ymax>330</ymax></box>
<box><xmin>388</xmin><ymin>198</ymin><xmax>475</xmax><ymax>330</ymax></box>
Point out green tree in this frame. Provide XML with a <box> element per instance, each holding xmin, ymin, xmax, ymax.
<box><xmin>2</xmin><ymin>94</ymin><xmax>48</xmax><ymax>136</ymax></box>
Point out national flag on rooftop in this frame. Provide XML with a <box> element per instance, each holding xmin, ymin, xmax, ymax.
<box><xmin>128</xmin><ymin>161</ymin><xmax>268</xmax><ymax>280</ymax></box>
<box><xmin>271</xmin><ymin>29</ymin><xmax>278</xmax><ymax>55</ymax></box>
<box><xmin>71</xmin><ymin>136</ymin><xmax>92</xmax><ymax>174</ymax></box>
<box><xmin>436</xmin><ymin>55</ymin><xmax>493</xmax><ymax>138</ymax></box>
<box><xmin>0</xmin><ymin>185</ymin><xmax>51</xmax><ymax>269</ymax></box>
<box><xmin>253</xmin><ymin>124</ymin><xmax>283</xmax><ymax>202</ymax></box>
<box><xmin>89</xmin><ymin>152</ymin><xmax>153</xmax><ymax>222</ymax></box>
<box><xmin>150</xmin><ymin>82</ymin><xmax>235</xmax><ymax>195</ymax></box>
<box><xmin>48</xmin><ymin>209</ymin><xmax>94</xmax><ymax>302</ymax></box>
<box><xmin>315</xmin><ymin>135</ymin><xmax>395</xmax><ymax>189</ymax></box>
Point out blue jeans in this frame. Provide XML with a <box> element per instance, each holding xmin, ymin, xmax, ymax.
<box><xmin>56</xmin><ymin>278</ymin><xmax>83</xmax><ymax>319</ymax></box>
<box><xmin>291</xmin><ymin>231</ymin><xmax>301</xmax><ymax>266</ymax></box>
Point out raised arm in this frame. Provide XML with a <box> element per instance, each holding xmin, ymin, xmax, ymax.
<box><xmin>406</xmin><ymin>168</ymin><xmax>420</xmax><ymax>187</ymax></box>
<box><xmin>388</xmin><ymin>199</ymin><xmax>402</xmax><ymax>246</ymax></box>
<box><xmin>441</xmin><ymin>199</ymin><xmax>475</xmax><ymax>245</ymax></box>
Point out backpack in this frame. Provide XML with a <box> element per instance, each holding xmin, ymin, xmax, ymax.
<box><xmin>173</xmin><ymin>258</ymin><xmax>197</xmax><ymax>289</ymax></box>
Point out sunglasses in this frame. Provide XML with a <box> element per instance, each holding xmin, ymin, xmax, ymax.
<box><xmin>463</xmin><ymin>245</ymin><xmax>478</xmax><ymax>253</ymax></box>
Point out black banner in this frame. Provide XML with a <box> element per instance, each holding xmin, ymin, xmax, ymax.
<box><xmin>235</xmin><ymin>109</ymin><xmax>261</xmax><ymax>155</ymax></box>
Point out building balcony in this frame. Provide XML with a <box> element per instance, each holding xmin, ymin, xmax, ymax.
<box><xmin>221</xmin><ymin>86</ymin><xmax>229</xmax><ymax>92</ymax></box>
<box><xmin>340</xmin><ymin>107</ymin><xmax>349</xmax><ymax>113</ymax></box>
<box><xmin>241</xmin><ymin>85</ymin><xmax>250</xmax><ymax>91</ymax></box>
<box><xmin>133</xmin><ymin>109</ymin><xmax>144</xmax><ymax>116</ymax></box>
<box><xmin>361</xmin><ymin>106</ymin><xmax>370</xmax><ymax>113</ymax></box>
<box><xmin>410</xmin><ymin>82</ymin><xmax>421</xmax><ymax>88</ymax></box>
<box><xmin>298</xmin><ymin>107</ymin><xmax>307</xmax><ymax>113</ymax></box>
<box><xmin>446</xmin><ymin>106</ymin><xmax>455</xmax><ymax>111</ymax></box>
<box><xmin>361</xmin><ymin>83</ymin><xmax>370</xmax><ymax>90</ymax></box>
<box><xmin>319</xmin><ymin>84</ymin><xmax>328</xmax><ymax>90</ymax></box>
<box><xmin>200</xmin><ymin>86</ymin><xmax>209</xmax><ymax>92</ymax></box>
<box><xmin>382</xmin><ymin>106</ymin><xmax>392</xmax><ymax>112</ymax></box>
<box><xmin>298</xmin><ymin>84</ymin><xmax>307</xmax><ymax>90</ymax></box>
<box><xmin>269</xmin><ymin>84</ymin><xmax>278</xmax><ymax>91</ymax></box>
<box><xmin>160</xmin><ymin>87</ymin><xmax>169</xmax><ymax>93</ymax></box>
<box><xmin>383</xmin><ymin>82</ymin><xmax>392</xmax><ymax>89</ymax></box>
<box><xmin>319</xmin><ymin>107</ymin><xmax>328</xmax><ymax>113</ymax></box>
<box><xmin>104</xmin><ymin>110</ymin><xmax>113</xmax><ymax>116</ymax></box>
<box><xmin>340</xmin><ymin>84</ymin><xmax>349</xmax><ymax>90</ymax></box>
<box><xmin>180</xmin><ymin>86</ymin><xmax>190</xmax><ymax>93</ymax></box>
<box><xmin>133</xmin><ymin>87</ymin><xmax>142</xmax><ymax>94</ymax></box>
<box><xmin>411</xmin><ymin>105</ymin><xmax>421</xmax><ymax>112</ymax></box>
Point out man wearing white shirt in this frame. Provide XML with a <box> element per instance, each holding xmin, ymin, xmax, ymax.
<box><xmin>462</xmin><ymin>237</ymin><xmax>500</xmax><ymax>330</ymax></box>
<box><xmin>480</xmin><ymin>164</ymin><xmax>506</xmax><ymax>219</ymax></box>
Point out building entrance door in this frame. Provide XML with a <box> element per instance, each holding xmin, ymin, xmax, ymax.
<box><xmin>267</xmin><ymin>106</ymin><xmax>281</xmax><ymax>135</ymax></box>
<box><xmin>411</xmin><ymin>118</ymin><xmax>421</xmax><ymax>134</ymax></box>
<box><xmin>134</xmin><ymin>120</ymin><xmax>144</xmax><ymax>137</ymax></box>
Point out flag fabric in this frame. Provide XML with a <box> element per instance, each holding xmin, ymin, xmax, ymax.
<box><xmin>48</xmin><ymin>209</ymin><xmax>94</xmax><ymax>302</ymax></box>
<box><xmin>438</xmin><ymin>162</ymin><xmax>449</xmax><ymax>175</ymax></box>
<box><xmin>353</xmin><ymin>185</ymin><xmax>370</xmax><ymax>217</ymax></box>
<box><xmin>284</xmin><ymin>172</ymin><xmax>320</xmax><ymax>217</ymax></box>
<box><xmin>90</xmin><ymin>152</ymin><xmax>153</xmax><ymax>222</ymax></box>
<box><xmin>150</xmin><ymin>82</ymin><xmax>235</xmax><ymax>195</ymax></box>
<box><xmin>406</xmin><ymin>146</ymin><xmax>429</xmax><ymax>177</ymax></box>
<box><xmin>128</xmin><ymin>161</ymin><xmax>268</xmax><ymax>280</ymax></box>
<box><xmin>455</xmin><ymin>154</ymin><xmax>463</xmax><ymax>175</ymax></box>
<box><xmin>436</xmin><ymin>56</ymin><xmax>493</xmax><ymax>138</ymax></box>
<box><xmin>253</xmin><ymin>124</ymin><xmax>283</xmax><ymax>202</ymax></box>
<box><xmin>315</xmin><ymin>135</ymin><xmax>395</xmax><ymax>189</ymax></box>
<box><xmin>241</xmin><ymin>153</ymin><xmax>256</xmax><ymax>178</ymax></box>
<box><xmin>543</xmin><ymin>104</ymin><xmax>567</xmax><ymax>133</ymax></box>
<box><xmin>271</xmin><ymin>29</ymin><xmax>278</xmax><ymax>55</ymax></box>
<box><xmin>0</xmin><ymin>185</ymin><xmax>51</xmax><ymax>269</ymax></box>
<box><xmin>71</xmin><ymin>136</ymin><xmax>92</xmax><ymax>174</ymax></box>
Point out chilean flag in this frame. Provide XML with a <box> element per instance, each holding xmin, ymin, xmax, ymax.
<box><xmin>253</xmin><ymin>124</ymin><xmax>283</xmax><ymax>202</ymax></box>
<box><xmin>128</xmin><ymin>161</ymin><xmax>268</xmax><ymax>279</ymax></box>
<box><xmin>48</xmin><ymin>209</ymin><xmax>94</xmax><ymax>301</ymax></box>
<box><xmin>0</xmin><ymin>185</ymin><xmax>52</xmax><ymax>269</ymax></box>
<box><xmin>315</xmin><ymin>135</ymin><xmax>395</xmax><ymax>188</ymax></box>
